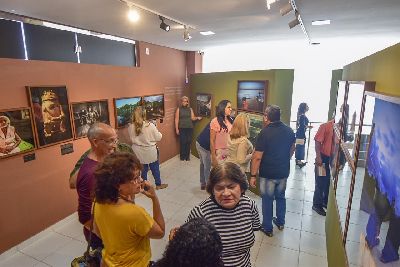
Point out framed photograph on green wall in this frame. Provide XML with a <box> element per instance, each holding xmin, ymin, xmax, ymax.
<box><xmin>238</xmin><ymin>110</ymin><xmax>264</xmax><ymax>146</ymax></box>
<box><xmin>237</xmin><ymin>80</ymin><xmax>268</xmax><ymax>113</ymax></box>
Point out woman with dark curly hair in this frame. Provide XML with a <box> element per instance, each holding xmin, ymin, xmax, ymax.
<box><xmin>210</xmin><ymin>100</ymin><xmax>234</xmax><ymax>167</ymax></box>
<box><xmin>93</xmin><ymin>152</ymin><xmax>165</xmax><ymax>267</ymax></box>
<box><xmin>186</xmin><ymin>162</ymin><xmax>260</xmax><ymax>267</ymax></box>
<box><xmin>153</xmin><ymin>218</ymin><xmax>224</xmax><ymax>267</ymax></box>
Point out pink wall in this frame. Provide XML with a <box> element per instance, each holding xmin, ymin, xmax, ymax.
<box><xmin>0</xmin><ymin>41</ymin><xmax>189</xmax><ymax>253</ymax></box>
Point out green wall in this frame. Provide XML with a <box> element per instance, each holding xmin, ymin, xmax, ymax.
<box><xmin>189</xmin><ymin>69</ymin><xmax>295</xmax><ymax>157</ymax></box>
<box><xmin>325</xmin><ymin>43</ymin><xmax>400</xmax><ymax>267</ymax></box>
<box><xmin>343</xmin><ymin>43</ymin><xmax>400</xmax><ymax>96</ymax></box>
<box><xmin>327</xmin><ymin>69</ymin><xmax>343</xmax><ymax>120</ymax></box>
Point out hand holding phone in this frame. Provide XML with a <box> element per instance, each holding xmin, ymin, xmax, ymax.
<box><xmin>141</xmin><ymin>181</ymin><xmax>156</xmax><ymax>199</ymax></box>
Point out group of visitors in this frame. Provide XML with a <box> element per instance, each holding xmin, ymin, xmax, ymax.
<box><xmin>68</xmin><ymin>95</ymin><xmax>341</xmax><ymax>267</ymax></box>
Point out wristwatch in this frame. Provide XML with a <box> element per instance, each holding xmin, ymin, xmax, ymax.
<box><xmin>250</xmin><ymin>174</ymin><xmax>257</xmax><ymax>178</ymax></box>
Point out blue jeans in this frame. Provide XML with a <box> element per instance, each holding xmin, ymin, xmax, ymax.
<box><xmin>196</xmin><ymin>141</ymin><xmax>211</xmax><ymax>185</ymax></box>
<box><xmin>259</xmin><ymin>177</ymin><xmax>287</xmax><ymax>232</ymax></box>
<box><xmin>313</xmin><ymin>153</ymin><xmax>330</xmax><ymax>208</ymax></box>
<box><xmin>142</xmin><ymin>160</ymin><xmax>162</xmax><ymax>186</ymax></box>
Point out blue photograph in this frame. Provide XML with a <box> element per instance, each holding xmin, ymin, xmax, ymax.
<box><xmin>367</xmin><ymin>99</ymin><xmax>400</xmax><ymax>216</ymax></box>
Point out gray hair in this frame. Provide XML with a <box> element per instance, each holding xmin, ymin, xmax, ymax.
<box><xmin>264</xmin><ymin>105</ymin><xmax>281</xmax><ymax>122</ymax></box>
<box><xmin>87</xmin><ymin>122</ymin><xmax>110</xmax><ymax>140</ymax></box>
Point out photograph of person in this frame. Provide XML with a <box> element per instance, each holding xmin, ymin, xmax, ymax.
<box><xmin>237</xmin><ymin>80</ymin><xmax>267</xmax><ymax>113</ymax></box>
<box><xmin>27</xmin><ymin>86</ymin><xmax>73</xmax><ymax>147</ymax></box>
<box><xmin>0</xmin><ymin>108</ymin><xmax>35</xmax><ymax>159</ymax></box>
<box><xmin>196</xmin><ymin>93</ymin><xmax>212</xmax><ymax>117</ymax></box>
<box><xmin>72</xmin><ymin>100</ymin><xmax>110</xmax><ymax>138</ymax></box>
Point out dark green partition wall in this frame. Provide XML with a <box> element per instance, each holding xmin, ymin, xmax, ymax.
<box><xmin>328</xmin><ymin>69</ymin><xmax>343</xmax><ymax>120</ymax></box>
<box><xmin>189</xmin><ymin>69</ymin><xmax>294</xmax><ymax>157</ymax></box>
<box><xmin>326</xmin><ymin>186</ymin><xmax>349</xmax><ymax>267</ymax></box>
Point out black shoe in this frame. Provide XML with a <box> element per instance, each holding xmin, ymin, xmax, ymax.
<box><xmin>312</xmin><ymin>206</ymin><xmax>326</xmax><ymax>216</ymax></box>
<box><xmin>380</xmin><ymin>254</ymin><xmax>399</xmax><ymax>264</ymax></box>
<box><xmin>272</xmin><ymin>217</ymin><xmax>284</xmax><ymax>230</ymax></box>
<box><xmin>260</xmin><ymin>227</ymin><xmax>273</xmax><ymax>237</ymax></box>
<box><xmin>322</xmin><ymin>203</ymin><xmax>327</xmax><ymax>209</ymax></box>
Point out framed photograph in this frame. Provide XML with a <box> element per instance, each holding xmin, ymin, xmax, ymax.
<box><xmin>237</xmin><ymin>80</ymin><xmax>268</xmax><ymax>113</ymax></box>
<box><xmin>238</xmin><ymin>110</ymin><xmax>265</xmax><ymax>146</ymax></box>
<box><xmin>71</xmin><ymin>100</ymin><xmax>110</xmax><ymax>138</ymax></box>
<box><xmin>114</xmin><ymin>96</ymin><xmax>142</xmax><ymax>128</ymax></box>
<box><xmin>0</xmin><ymin>108</ymin><xmax>36</xmax><ymax>159</ymax></box>
<box><xmin>27</xmin><ymin>86</ymin><xmax>73</xmax><ymax>148</ymax></box>
<box><xmin>143</xmin><ymin>94</ymin><xmax>165</xmax><ymax>120</ymax></box>
<box><xmin>196</xmin><ymin>93</ymin><xmax>212</xmax><ymax>117</ymax></box>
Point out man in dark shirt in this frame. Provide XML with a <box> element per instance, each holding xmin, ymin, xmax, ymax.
<box><xmin>76</xmin><ymin>122</ymin><xmax>118</xmax><ymax>249</ymax></box>
<box><xmin>250</xmin><ymin>105</ymin><xmax>295</xmax><ymax>237</ymax></box>
<box><xmin>195</xmin><ymin>123</ymin><xmax>211</xmax><ymax>190</ymax></box>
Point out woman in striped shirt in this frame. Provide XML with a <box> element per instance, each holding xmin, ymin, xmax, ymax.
<box><xmin>187</xmin><ymin>162</ymin><xmax>261</xmax><ymax>267</ymax></box>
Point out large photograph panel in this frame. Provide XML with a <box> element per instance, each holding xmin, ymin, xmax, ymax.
<box><xmin>27</xmin><ymin>86</ymin><xmax>73</xmax><ymax>147</ymax></box>
<box><xmin>0</xmin><ymin>108</ymin><xmax>36</xmax><ymax>159</ymax></box>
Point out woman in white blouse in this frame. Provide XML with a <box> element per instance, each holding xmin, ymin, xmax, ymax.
<box><xmin>128</xmin><ymin>106</ymin><xmax>168</xmax><ymax>190</ymax></box>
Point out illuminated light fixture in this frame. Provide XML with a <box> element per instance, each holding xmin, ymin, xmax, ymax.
<box><xmin>121</xmin><ymin>0</ymin><xmax>195</xmax><ymax>41</ymax></box>
<box><xmin>280</xmin><ymin>1</ymin><xmax>293</xmax><ymax>16</ymax></box>
<box><xmin>312</xmin><ymin>19</ymin><xmax>331</xmax><ymax>26</ymax></box>
<box><xmin>159</xmin><ymin>16</ymin><xmax>170</xmax><ymax>31</ymax></box>
<box><xmin>288</xmin><ymin>11</ymin><xmax>300</xmax><ymax>29</ymax></box>
<box><xmin>266</xmin><ymin>0</ymin><xmax>278</xmax><ymax>10</ymax></box>
<box><xmin>200</xmin><ymin>31</ymin><xmax>215</xmax><ymax>36</ymax></box>
<box><xmin>127</xmin><ymin>7</ymin><xmax>140</xmax><ymax>22</ymax></box>
<box><xmin>183</xmin><ymin>26</ymin><xmax>192</xmax><ymax>41</ymax></box>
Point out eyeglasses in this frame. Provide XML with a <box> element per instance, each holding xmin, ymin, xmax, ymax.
<box><xmin>98</xmin><ymin>138</ymin><xmax>118</xmax><ymax>145</ymax></box>
<box><xmin>130</xmin><ymin>173</ymin><xmax>142</xmax><ymax>184</ymax></box>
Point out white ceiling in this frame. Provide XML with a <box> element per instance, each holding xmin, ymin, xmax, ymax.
<box><xmin>0</xmin><ymin>0</ymin><xmax>400</xmax><ymax>51</ymax></box>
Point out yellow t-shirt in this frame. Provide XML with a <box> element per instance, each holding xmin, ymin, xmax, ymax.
<box><xmin>94</xmin><ymin>202</ymin><xmax>154</xmax><ymax>267</ymax></box>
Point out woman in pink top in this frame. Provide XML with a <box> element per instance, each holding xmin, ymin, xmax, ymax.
<box><xmin>210</xmin><ymin>100</ymin><xmax>234</xmax><ymax>167</ymax></box>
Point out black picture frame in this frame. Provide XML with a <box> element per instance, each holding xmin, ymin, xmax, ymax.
<box><xmin>0</xmin><ymin>107</ymin><xmax>36</xmax><ymax>159</ymax></box>
<box><xmin>237</xmin><ymin>80</ymin><xmax>268</xmax><ymax>113</ymax></box>
<box><xmin>196</xmin><ymin>93</ymin><xmax>212</xmax><ymax>117</ymax></box>
<box><xmin>114</xmin><ymin>96</ymin><xmax>142</xmax><ymax>128</ymax></box>
<box><xmin>71</xmin><ymin>99</ymin><xmax>110</xmax><ymax>138</ymax></box>
<box><xmin>27</xmin><ymin>85</ymin><xmax>73</xmax><ymax>148</ymax></box>
<box><xmin>142</xmin><ymin>94</ymin><xmax>165</xmax><ymax>120</ymax></box>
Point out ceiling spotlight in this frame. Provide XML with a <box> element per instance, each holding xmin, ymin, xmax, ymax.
<box><xmin>183</xmin><ymin>26</ymin><xmax>192</xmax><ymax>41</ymax></box>
<box><xmin>200</xmin><ymin>31</ymin><xmax>215</xmax><ymax>36</ymax></box>
<box><xmin>288</xmin><ymin>11</ymin><xmax>300</xmax><ymax>29</ymax></box>
<box><xmin>280</xmin><ymin>1</ymin><xmax>293</xmax><ymax>16</ymax></box>
<box><xmin>159</xmin><ymin>16</ymin><xmax>170</xmax><ymax>32</ymax></box>
<box><xmin>127</xmin><ymin>7</ymin><xmax>140</xmax><ymax>22</ymax></box>
<box><xmin>312</xmin><ymin>20</ymin><xmax>331</xmax><ymax>26</ymax></box>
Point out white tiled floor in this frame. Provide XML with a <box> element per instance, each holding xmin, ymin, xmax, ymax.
<box><xmin>0</xmin><ymin>155</ymin><xmax>333</xmax><ymax>267</ymax></box>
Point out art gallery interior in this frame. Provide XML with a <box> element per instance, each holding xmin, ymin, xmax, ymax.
<box><xmin>0</xmin><ymin>0</ymin><xmax>399</xmax><ymax>266</ymax></box>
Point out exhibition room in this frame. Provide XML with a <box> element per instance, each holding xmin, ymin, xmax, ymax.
<box><xmin>0</xmin><ymin>0</ymin><xmax>399</xmax><ymax>266</ymax></box>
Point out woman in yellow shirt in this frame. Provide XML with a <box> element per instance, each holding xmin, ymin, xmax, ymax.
<box><xmin>93</xmin><ymin>152</ymin><xmax>165</xmax><ymax>267</ymax></box>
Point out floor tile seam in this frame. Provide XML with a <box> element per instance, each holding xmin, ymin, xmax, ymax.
<box><xmin>259</xmin><ymin>240</ymin><xmax>301</xmax><ymax>253</ymax></box>
<box><xmin>20</xmin><ymin>232</ymin><xmax>76</xmax><ymax>262</ymax></box>
<box><xmin>16</xmin><ymin>250</ymin><xmax>46</xmax><ymax>264</ymax></box>
<box><xmin>299</xmin><ymin>250</ymin><xmax>328</xmax><ymax>259</ymax></box>
<box><xmin>299</xmin><ymin>229</ymin><xmax>326</xmax><ymax>238</ymax></box>
<box><xmin>299</xmin><ymin>246</ymin><xmax>327</xmax><ymax>258</ymax></box>
<box><xmin>52</xmin><ymin>228</ymin><xmax>81</xmax><ymax>240</ymax></box>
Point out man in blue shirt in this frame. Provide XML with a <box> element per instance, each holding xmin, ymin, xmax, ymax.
<box><xmin>250</xmin><ymin>105</ymin><xmax>295</xmax><ymax>237</ymax></box>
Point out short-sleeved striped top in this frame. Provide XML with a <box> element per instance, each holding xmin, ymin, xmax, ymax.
<box><xmin>187</xmin><ymin>195</ymin><xmax>261</xmax><ymax>267</ymax></box>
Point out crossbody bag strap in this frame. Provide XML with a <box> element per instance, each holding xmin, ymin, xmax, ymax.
<box><xmin>85</xmin><ymin>200</ymin><xmax>96</xmax><ymax>254</ymax></box>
